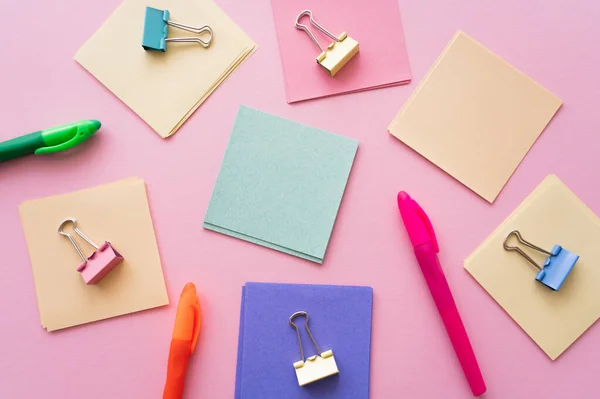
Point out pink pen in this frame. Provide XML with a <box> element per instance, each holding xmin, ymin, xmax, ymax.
<box><xmin>397</xmin><ymin>191</ymin><xmax>486</xmax><ymax>396</ymax></box>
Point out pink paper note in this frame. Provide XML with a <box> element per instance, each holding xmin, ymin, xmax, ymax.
<box><xmin>270</xmin><ymin>0</ymin><xmax>412</xmax><ymax>103</ymax></box>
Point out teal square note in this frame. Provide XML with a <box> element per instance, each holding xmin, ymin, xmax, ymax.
<box><xmin>203</xmin><ymin>106</ymin><xmax>358</xmax><ymax>263</ymax></box>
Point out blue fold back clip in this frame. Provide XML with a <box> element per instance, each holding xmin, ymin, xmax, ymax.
<box><xmin>142</xmin><ymin>7</ymin><xmax>170</xmax><ymax>51</ymax></box>
<box><xmin>504</xmin><ymin>230</ymin><xmax>579</xmax><ymax>291</ymax></box>
<box><xmin>142</xmin><ymin>6</ymin><xmax>213</xmax><ymax>52</ymax></box>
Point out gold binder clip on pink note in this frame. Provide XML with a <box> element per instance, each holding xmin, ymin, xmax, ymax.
<box><xmin>295</xmin><ymin>10</ymin><xmax>359</xmax><ymax>77</ymax></box>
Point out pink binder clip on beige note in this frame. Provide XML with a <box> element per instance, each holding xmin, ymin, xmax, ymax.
<box><xmin>58</xmin><ymin>218</ymin><xmax>124</xmax><ymax>285</ymax></box>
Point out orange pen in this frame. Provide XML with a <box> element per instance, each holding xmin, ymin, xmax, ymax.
<box><xmin>163</xmin><ymin>283</ymin><xmax>201</xmax><ymax>399</ymax></box>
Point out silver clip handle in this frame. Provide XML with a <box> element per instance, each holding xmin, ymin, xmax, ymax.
<box><xmin>503</xmin><ymin>230</ymin><xmax>552</xmax><ymax>270</ymax></box>
<box><xmin>289</xmin><ymin>311</ymin><xmax>323</xmax><ymax>362</ymax></box>
<box><xmin>166</xmin><ymin>21</ymin><xmax>213</xmax><ymax>48</ymax></box>
<box><xmin>295</xmin><ymin>10</ymin><xmax>340</xmax><ymax>53</ymax></box>
<box><xmin>58</xmin><ymin>219</ymin><xmax>100</xmax><ymax>263</ymax></box>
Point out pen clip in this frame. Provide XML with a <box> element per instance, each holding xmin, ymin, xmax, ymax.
<box><xmin>34</xmin><ymin>126</ymin><xmax>83</xmax><ymax>155</ymax></box>
<box><xmin>190</xmin><ymin>296</ymin><xmax>201</xmax><ymax>354</ymax></box>
<box><xmin>414</xmin><ymin>201</ymin><xmax>439</xmax><ymax>253</ymax></box>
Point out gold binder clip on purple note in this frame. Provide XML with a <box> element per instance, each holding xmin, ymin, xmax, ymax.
<box><xmin>58</xmin><ymin>218</ymin><xmax>124</xmax><ymax>285</ymax></box>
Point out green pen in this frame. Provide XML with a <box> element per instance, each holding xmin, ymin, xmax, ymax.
<box><xmin>0</xmin><ymin>120</ymin><xmax>101</xmax><ymax>162</ymax></box>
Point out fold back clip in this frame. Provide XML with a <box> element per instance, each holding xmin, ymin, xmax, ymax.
<box><xmin>295</xmin><ymin>10</ymin><xmax>359</xmax><ymax>77</ymax></box>
<box><xmin>142</xmin><ymin>7</ymin><xmax>213</xmax><ymax>52</ymax></box>
<box><xmin>503</xmin><ymin>230</ymin><xmax>579</xmax><ymax>291</ymax></box>
<box><xmin>58</xmin><ymin>218</ymin><xmax>124</xmax><ymax>285</ymax></box>
<box><xmin>289</xmin><ymin>311</ymin><xmax>339</xmax><ymax>386</ymax></box>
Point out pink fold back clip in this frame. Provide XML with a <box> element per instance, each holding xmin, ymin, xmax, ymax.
<box><xmin>58</xmin><ymin>219</ymin><xmax>124</xmax><ymax>285</ymax></box>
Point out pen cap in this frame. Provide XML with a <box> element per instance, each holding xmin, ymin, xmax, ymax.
<box><xmin>397</xmin><ymin>191</ymin><xmax>439</xmax><ymax>252</ymax></box>
<box><xmin>173</xmin><ymin>283</ymin><xmax>201</xmax><ymax>353</ymax></box>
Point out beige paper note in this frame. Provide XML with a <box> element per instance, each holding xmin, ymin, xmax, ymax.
<box><xmin>75</xmin><ymin>0</ymin><xmax>256</xmax><ymax>138</ymax></box>
<box><xmin>465</xmin><ymin>175</ymin><xmax>600</xmax><ymax>359</ymax></box>
<box><xmin>389</xmin><ymin>31</ymin><xmax>562</xmax><ymax>203</ymax></box>
<box><xmin>20</xmin><ymin>178</ymin><xmax>168</xmax><ymax>332</ymax></box>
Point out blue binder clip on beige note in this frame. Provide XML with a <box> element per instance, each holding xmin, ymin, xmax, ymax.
<box><xmin>142</xmin><ymin>7</ymin><xmax>213</xmax><ymax>52</ymax></box>
<box><xmin>503</xmin><ymin>230</ymin><xmax>579</xmax><ymax>291</ymax></box>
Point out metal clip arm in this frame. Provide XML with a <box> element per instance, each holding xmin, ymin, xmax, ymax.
<box><xmin>58</xmin><ymin>218</ymin><xmax>100</xmax><ymax>263</ymax></box>
<box><xmin>166</xmin><ymin>21</ymin><xmax>213</xmax><ymax>48</ymax></box>
<box><xmin>289</xmin><ymin>311</ymin><xmax>323</xmax><ymax>362</ymax></box>
<box><xmin>503</xmin><ymin>230</ymin><xmax>552</xmax><ymax>270</ymax></box>
<box><xmin>295</xmin><ymin>10</ymin><xmax>340</xmax><ymax>53</ymax></box>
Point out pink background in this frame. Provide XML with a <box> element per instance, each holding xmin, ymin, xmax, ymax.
<box><xmin>1</xmin><ymin>0</ymin><xmax>599</xmax><ymax>398</ymax></box>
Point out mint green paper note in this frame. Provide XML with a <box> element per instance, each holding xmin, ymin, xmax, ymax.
<box><xmin>203</xmin><ymin>106</ymin><xmax>358</xmax><ymax>263</ymax></box>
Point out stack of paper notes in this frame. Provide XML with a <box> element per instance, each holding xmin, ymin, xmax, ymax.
<box><xmin>389</xmin><ymin>31</ymin><xmax>562</xmax><ymax>203</ymax></box>
<box><xmin>204</xmin><ymin>106</ymin><xmax>358</xmax><ymax>263</ymax></box>
<box><xmin>19</xmin><ymin>178</ymin><xmax>168</xmax><ymax>332</ymax></box>
<box><xmin>270</xmin><ymin>0</ymin><xmax>411</xmax><ymax>103</ymax></box>
<box><xmin>465</xmin><ymin>175</ymin><xmax>600</xmax><ymax>359</ymax></box>
<box><xmin>75</xmin><ymin>0</ymin><xmax>257</xmax><ymax>138</ymax></box>
<box><xmin>235</xmin><ymin>283</ymin><xmax>373</xmax><ymax>399</ymax></box>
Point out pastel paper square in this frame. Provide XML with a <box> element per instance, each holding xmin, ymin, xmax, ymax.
<box><xmin>235</xmin><ymin>283</ymin><xmax>373</xmax><ymax>398</ymax></box>
<box><xmin>19</xmin><ymin>178</ymin><xmax>169</xmax><ymax>331</ymax></box>
<box><xmin>203</xmin><ymin>106</ymin><xmax>358</xmax><ymax>263</ymax></box>
<box><xmin>270</xmin><ymin>0</ymin><xmax>411</xmax><ymax>103</ymax></box>
<box><xmin>389</xmin><ymin>31</ymin><xmax>562</xmax><ymax>203</ymax></box>
<box><xmin>465</xmin><ymin>175</ymin><xmax>600</xmax><ymax>359</ymax></box>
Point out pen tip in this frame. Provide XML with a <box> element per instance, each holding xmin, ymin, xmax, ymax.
<box><xmin>397</xmin><ymin>191</ymin><xmax>409</xmax><ymax>201</ymax></box>
<box><xmin>182</xmin><ymin>282</ymin><xmax>197</xmax><ymax>295</ymax></box>
<box><xmin>91</xmin><ymin>120</ymin><xmax>101</xmax><ymax>131</ymax></box>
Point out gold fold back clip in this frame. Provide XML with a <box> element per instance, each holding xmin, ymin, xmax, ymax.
<box><xmin>289</xmin><ymin>311</ymin><xmax>339</xmax><ymax>386</ymax></box>
<box><xmin>295</xmin><ymin>10</ymin><xmax>359</xmax><ymax>77</ymax></box>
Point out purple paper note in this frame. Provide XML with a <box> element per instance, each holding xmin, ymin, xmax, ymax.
<box><xmin>235</xmin><ymin>282</ymin><xmax>373</xmax><ymax>399</ymax></box>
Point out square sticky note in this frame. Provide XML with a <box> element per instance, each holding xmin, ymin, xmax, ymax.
<box><xmin>203</xmin><ymin>106</ymin><xmax>358</xmax><ymax>263</ymax></box>
<box><xmin>235</xmin><ymin>283</ymin><xmax>373</xmax><ymax>399</ymax></box>
<box><xmin>19</xmin><ymin>178</ymin><xmax>168</xmax><ymax>331</ymax></box>
<box><xmin>389</xmin><ymin>31</ymin><xmax>562</xmax><ymax>203</ymax></box>
<box><xmin>75</xmin><ymin>0</ymin><xmax>256</xmax><ymax>138</ymax></box>
<box><xmin>465</xmin><ymin>175</ymin><xmax>600</xmax><ymax>359</ymax></box>
<box><xmin>270</xmin><ymin>0</ymin><xmax>411</xmax><ymax>103</ymax></box>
